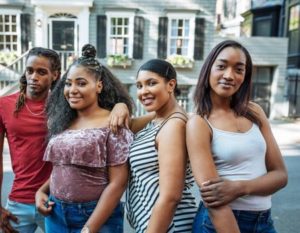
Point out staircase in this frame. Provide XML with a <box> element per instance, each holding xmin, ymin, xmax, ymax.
<box><xmin>0</xmin><ymin>51</ymin><xmax>28</xmax><ymax>96</ymax></box>
<box><xmin>0</xmin><ymin>50</ymin><xmax>77</xmax><ymax>97</ymax></box>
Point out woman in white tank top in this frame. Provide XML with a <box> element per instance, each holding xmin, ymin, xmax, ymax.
<box><xmin>186</xmin><ymin>40</ymin><xmax>287</xmax><ymax>233</ymax></box>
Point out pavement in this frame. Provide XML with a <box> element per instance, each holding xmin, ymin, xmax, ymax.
<box><xmin>1</xmin><ymin>118</ymin><xmax>300</xmax><ymax>233</ymax></box>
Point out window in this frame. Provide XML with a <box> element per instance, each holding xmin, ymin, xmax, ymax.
<box><xmin>288</xmin><ymin>4</ymin><xmax>300</xmax><ymax>54</ymax></box>
<box><xmin>0</xmin><ymin>14</ymin><xmax>18</xmax><ymax>52</ymax></box>
<box><xmin>158</xmin><ymin>14</ymin><xmax>204</xmax><ymax>61</ymax></box>
<box><xmin>253</xmin><ymin>16</ymin><xmax>272</xmax><ymax>36</ymax></box>
<box><xmin>106</xmin><ymin>12</ymin><xmax>134</xmax><ymax>57</ymax></box>
<box><xmin>176</xmin><ymin>86</ymin><xmax>190</xmax><ymax>112</ymax></box>
<box><xmin>167</xmin><ymin>14</ymin><xmax>195</xmax><ymax>58</ymax></box>
<box><xmin>97</xmin><ymin>12</ymin><xmax>144</xmax><ymax>60</ymax></box>
<box><xmin>170</xmin><ymin>19</ymin><xmax>190</xmax><ymax>56</ymax></box>
<box><xmin>109</xmin><ymin>17</ymin><xmax>129</xmax><ymax>55</ymax></box>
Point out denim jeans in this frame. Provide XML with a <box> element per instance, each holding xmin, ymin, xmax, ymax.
<box><xmin>192</xmin><ymin>202</ymin><xmax>277</xmax><ymax>233</ymax></box>
<box><xmin>6</xmin><ymin>199</ymin><xmax>45</xmax><ymax>233</ymax></box>
<box><xmin>45</xmin><ymin>195</ymin><xmax>124</xmax><ymax>233</ymax></box>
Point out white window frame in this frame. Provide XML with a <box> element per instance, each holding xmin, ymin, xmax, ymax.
<box><xmin>166</xmin><ymin>12</ymin><xmax>195</xmax><ymax>59</ymax></box>
<box><xmin>0</xmin><ymin>9</ymin><xmax>21</xmax><ymax>54</ymax></box>
<box><xmin>106</xmin><ymin>11</ymin><xmax>135</xmax><ymax>58</ymax></box>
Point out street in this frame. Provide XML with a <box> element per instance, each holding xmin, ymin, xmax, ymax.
<box><xmin>1</xmin><ymin>120</ymin><xmax>300</xmax><ymax>233</ymax></box>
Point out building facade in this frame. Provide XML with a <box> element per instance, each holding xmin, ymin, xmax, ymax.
<box><xmin>1</xmin><ymin>0</ymin><xmax>293</xmax><ymax>118</ymax></box>
<box><xmin>216</xmin><ymin>0</ymin><xmax>290</xmax><ymax>119</ymax></box>
<box><xmin>0</xmin><ymin>0</ymin><xmax>217</xmax><ymax>115</ymax></box>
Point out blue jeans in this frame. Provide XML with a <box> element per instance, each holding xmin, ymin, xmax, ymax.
<box><xmin>6</xmin><ymin>199</ymin><xmax>45</xmax><ymax>233</ymax></box>
<box><xmin>192</xmin><ymin>202</ymin><xmax>277</xmax><ymax>233</ymax></box>
<box><xmin>45</xmin><ymin>195</ymin><xmax>124</xmax><ymax>233</ymax></box>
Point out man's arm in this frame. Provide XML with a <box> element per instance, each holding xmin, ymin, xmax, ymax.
<box><xmin>0</xmin><ymin>132</ymin><xmax>4</xmax><ymax>209</ymax></box>
<box><xmin>0</xmin><ymin>132</ymin><xmax>18</xmax><ymax>233</ymax></box>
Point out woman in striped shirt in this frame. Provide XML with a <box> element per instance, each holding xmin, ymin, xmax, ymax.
<box><xmin>126</xmin><ymin>59</ymin><xmax>197</xmax><ymax>233</ymax></box>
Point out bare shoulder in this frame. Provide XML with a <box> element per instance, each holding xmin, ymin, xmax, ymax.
<box><xmin>248</xmin><ymin>101</ymin><xmax>268</xmax><ymax>123</ymax></box>
<box><xmin>186</xmin><ymin>114</ymin><xmax>210</xmax><ymax>131</ymax></box>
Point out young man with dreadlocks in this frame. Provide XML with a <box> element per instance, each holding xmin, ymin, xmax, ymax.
<box><xmin>0</xmin><ymin>47</ymin><xmax>61</xmax><ymax>233</ymax></box>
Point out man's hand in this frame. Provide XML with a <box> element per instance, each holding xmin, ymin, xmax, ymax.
<box><xmin>109</xmin><ymin>103</ymin><xmax>131</xmax><ymax>133</ymax></box>
<box><xmin>35</xmin><ymin>190</ymin><xmax>54</xmax><ymax>216</ymax></box>
<box><xmin>0</xmin><ymin>206</ymin><xmax>19</xmax><ymax>233</ymax></box>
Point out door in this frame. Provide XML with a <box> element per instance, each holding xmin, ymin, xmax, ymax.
<box><xmin>52</xmin><ymin>20</ymin><xmax>75</xmax><ymax>51</ymax></box>
<box><xmin>50</xmin><ymin>19</ymin><xmax>77</xmax><ymax>71</ymax></box>
<box><xmin>251</xmin><ymin>66</ymin><xmax>273</xmax><ymax>117</ymax></box>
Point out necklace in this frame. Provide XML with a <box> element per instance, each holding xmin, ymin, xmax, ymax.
<box><xmin>25</xmin><ymin>103</ymin><xmax>45</xmax><ymax>116</ymax></box>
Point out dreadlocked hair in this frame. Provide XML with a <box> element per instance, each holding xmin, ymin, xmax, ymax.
<box><xmin>14</xmin><ymin>47</ymin><xmax>61</xmax><ymax>116</ymax></box>
<box><xmin>46</xmin><ymin>44</ymin><xmax>134</xmax><ymax>138</ymax></box>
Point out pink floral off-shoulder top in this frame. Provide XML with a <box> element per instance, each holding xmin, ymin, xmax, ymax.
<box><xmin>43</xmin><ymin>127</ymin><xmax>133</xmax><ymax>202</ymax></box>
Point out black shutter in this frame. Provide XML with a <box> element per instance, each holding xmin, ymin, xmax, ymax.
<box><xmin>157</xmin><ymin>17</ymin><xmax>168</xmax><ymax>59</ymax></box>
<box><xmin>97</xmin><ymin>15</ymin><xmax>107</xmax><ymax>58</ymax></box>
<box><xmin>20</xmin><ymin>14</ymin><xmax>31</xmax><ymax>53</ymax></box>
<box><xmin>194</xmin><ymin>18</ymin><xmax>205</xmax><ymax>60</ymax></box>
<box><xmin>133</xmin><ymin>16</ymin><xmax>144</xmax><ymax>59</ymax></box>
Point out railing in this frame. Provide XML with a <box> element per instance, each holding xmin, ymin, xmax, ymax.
<box><xmin>0</xmin><ymin>50</ymin><xmax>79</xmax><ymax>95</ymax></box>
<box><xmin>57</xmin><ymin>51</ymin><xmax>79</xmax><ymax>74</ymax></box>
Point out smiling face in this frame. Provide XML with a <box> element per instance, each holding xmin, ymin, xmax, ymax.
<box><xmin>136</xmin><ymin>70</ymin><xmax>175</xmax><ymax>112</ymax></box>
<box><xmin>64</xmin><ymin>65</ymin><xmax>102</xmax><ymax>112</ymax></box>
<box><xmin>209</xmin><ymin>46</ymin><xmax>247</xmax><ymax>100</ymax></box>
<box><xmin>25</xmin><ymin>55</ymin><xmax>58</xmax><ymax>99</ymax></box>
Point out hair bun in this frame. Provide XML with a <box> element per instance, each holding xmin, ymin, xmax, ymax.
<box><xmin>81</xmin><ymin>44</ymin><xmax>96</xmax><ymax>58</ymax></box>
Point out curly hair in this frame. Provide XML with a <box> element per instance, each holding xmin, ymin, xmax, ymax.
<box><xmin>14</xmin><ymin>47</ymin><xmax>61</xmax><ymax>116</ymax></box>
<box><xmin>46</xmin><ymin>44</ymin><xmax>134</xmax><ymax>138</ymax></box>
<box><xmin>194</xmin><ymin>40</ymin><xmax>260</xmax><ymax>125</ymax></box>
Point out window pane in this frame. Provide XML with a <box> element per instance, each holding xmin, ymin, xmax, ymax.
<box><xmin>12</xmin><ymin>35</ymin><xmax>17</xmax><ymax>42</ymax></box>
<box><xmin>170</xmin><ymin>47</ymin><xmax>176</xmax><ymax>55</ymax></box>
<box><xmin>0</xmin><ymin>15</ymin><xmax>3</xmax><ymax>23</ymax></box>
<box><xmin>5</xmin><ymin>25</ymin><xmax>9</xmax><ymax>31</ymax></box>
<box><xmin>12</xmin><ymin>15</ymin><xmax>16</xmax><ymax>23</ymax></box>
<box><xmin>6</xmin><ymin>35</ymin><xmax>10</xmax><ymax>42</ymax></box>
<box><xmin>0</xmin><ymin>36</ymin><xmax>3</xmax><ymax>42</ymax></box>
<box><xmin>178</xmin><ymin>19</ymin><xmax>183</xmax><ymax>27</ymax></box>
<box><xmin>289</xmin><ymin>4</ymin><xmax>300</xmax><ymax>31</ymax></box>
<box><xmin>124</xmin><ymin>18</ymin><xmax>128</xmax><ymax>25</ymax></box>
<box><xmin>12</xmin><ymin>24</ymin><xmax>16</xmax><ymax>32</ymax></box>
<box><xmin>117</xmin><ymin>18</ymin><xmax>122</xmax><ymax>25</ymax></box>
<box><xmin>254</xmin><ymin>18</ymin><xmax>272</xmax><ymax>36</ymax></box>
<box><xmin>176</xmin><ymin>47</ymin><xmax>182</xmax><ymax>54</ymax></box>
<box><xmin>182</xmin><ymin>48</ymin><xmax>188</xmax><ymax>56</ymax></box>
<box><xmin>178</xmin><ymin>28</ymin><xmax>182</xmax><ymax>36</ymax></box>
<box><xmin>257</xmin><ymin>67</ymin><xmax>272</xmax><ymax>83</ymax></box>
<box><xmin>171</xmin><ymin>19</ymin><xmax>176</xmax><ymax>28</ymax></box>
<box><xmin>13</xmin><ymin>44</ymin><xmax>17</xmax><ymax>50</ymax></box>
<box><xmin>0</xmin><ymin>44</ymin><xmax>3</xmax><ymax>50</ymax></box>
<box><xmin>5</xmin><ymin>15</ymin><xmax>9</xmax><ymax>23</ymax></box>
<box><xmin>289</xmin><ymin>30</ymin><xmax>299</xmax><ymax>53</ymax></box>
<box><xmin>0</xmin><ymin>25</ymin><xmax>3</xmax><ymax>32</ymax></box>
<box><xmin>117</xmin><ymin>27</ymin><xmax>122</xmax><ymax>35</ymax></box>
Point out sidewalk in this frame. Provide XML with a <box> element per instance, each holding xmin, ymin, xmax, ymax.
<box><xmin>270</xmin><ymin>119</ymin><xmax>300</xmax><ymax>156</ymax></box>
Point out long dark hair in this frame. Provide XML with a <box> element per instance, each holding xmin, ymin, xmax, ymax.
<box><xmin>46</xmin><ymin>44</ymin><xmax>133</xmax><ymax>138</ymax></box>
<box><xmin>194</xmin><ymin>40</ymin><xmax>260</xmax><ymax>125</ymax></box>
<box><xmin>14</xmin><ymin>47</ymin><xmax>61</xmax><ymax>116</ymax></box>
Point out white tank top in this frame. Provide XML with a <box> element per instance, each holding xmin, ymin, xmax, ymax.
<box><xmin>206</xmin><ymin>119</ymin><xmax>272</xmax><ymax>211</ymax></box>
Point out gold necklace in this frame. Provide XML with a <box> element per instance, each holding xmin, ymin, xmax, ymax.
<box><xmin>25</xmin><ymin>103</ymin><xmax>45</xmax><ymax>116</ymax></box>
